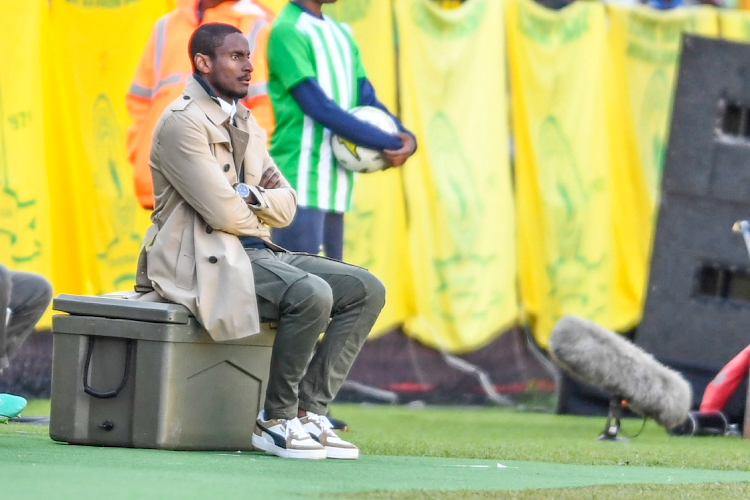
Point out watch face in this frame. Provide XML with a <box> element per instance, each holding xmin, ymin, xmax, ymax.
<box><xmin>236</xmin><ymin>183</ymin><xmax>251</xmax><ymax>199</ymax></box>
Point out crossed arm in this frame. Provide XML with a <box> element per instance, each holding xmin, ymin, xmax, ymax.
<box><xmin>153</xmin><ymin>112</ymin><xmax>296</xmax><ymax>234</ymax></box>
<box><xmin>243</xmin><ymin>152</ymin><xmax>297</xmax><ymax>228</ymax></box>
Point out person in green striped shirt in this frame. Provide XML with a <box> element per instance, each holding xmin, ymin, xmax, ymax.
<box><xmin>265</xmin><ymin>0</ymin><xmax>416</xmax><ymax>260</ymax></box>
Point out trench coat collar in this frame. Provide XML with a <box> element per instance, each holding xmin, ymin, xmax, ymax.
<box><xmin>184</xmin><ymin>75</ymin><xmax>250</xmax><ymax>127</ymax></box>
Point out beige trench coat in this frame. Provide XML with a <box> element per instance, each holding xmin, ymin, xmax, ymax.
<box><xmin>135</xmin><ymin>76</ymin><xmax>297</xmax><ymax>341</ymax></box>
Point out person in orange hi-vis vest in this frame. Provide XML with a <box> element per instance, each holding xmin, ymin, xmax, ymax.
<box><xmin>126</xmin><ymin>0</ymin><xmax>275</xmax><ymax>209</ymax></box>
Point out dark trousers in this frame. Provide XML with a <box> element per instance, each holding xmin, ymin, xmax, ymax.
<box><xmin>0</xmin><ymin>266</ymin><xmax>53</xmax><ymax>371</ymax></box>
<box><xmin>246</xmin><ymin>249</ymin><xmax>385</xmax><ymax>420</ymax></box>
<box><xmin>271</xmin><ymin>207</ymin><xmax>345</xmax><ymax>260</ymax></box>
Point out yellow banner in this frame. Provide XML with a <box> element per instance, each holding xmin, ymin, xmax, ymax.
<box><xmin>323</xmin><ymin>1</ymin><xmax>414</xmax><ymax>337</ymax></box>
<box><xmin>604</xmin><ymin>51</ymin><xmax>652</xmax><ymax>329</ymax></box>
<box><xmin>396</xmin><ymin>0</ymin><xmax>518</xmax><ymax>353</ymax></box>
<box><xmin>343</xmin><ymin>167</ymin><xmax>414</xmax><ymax>338</ymax></box>
<box><xmin>508</xmin><ymin>0</ymin><xmax>632</xmax><ymax>347</ymax></box>
<box><xmin>0</xmin><ymin>2</ymin><xmax>52</xmax><ymax>276</ymax></box>
<box><xmin>0</xmin><ymin>2</ymin><xmax>53</xmax><ymax>325</ymax></box>
<box><xmin>719</xmin><ymin>9</ymin><xmax>750</xmax><ymax>41</ymax></box>
<box><xmin>607</xmin><ymin>5</ymin><xmax>718</xmax><ymax>206</ymax></box>
<box><xmin>45</xmin><ymin>0</ymin><xmax>168</xmax><ymax>296</ymax></box>
<box><xmin>606</xmin><ymin>5</ymin><xmax>718</xmax><ymax>325</ymax></box>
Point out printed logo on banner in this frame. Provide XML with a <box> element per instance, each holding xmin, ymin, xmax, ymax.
<box><xmin>413</xmin><ymin>0</ymin><xmax>485</xmax><ymax>38</ymax></box>
<box><xmin>536</xmin><ymin>116</ymin><xmax>607</xmax><ymax>322</ymax></box>
<box><xmin>91</xmin><ymin>94</ymin><xmax>141</xmax><ymax>292</ymax></box>
<box><xmin>0</xmin><ymin>82</ymin><xmax>42</xmax><ymax>265</ymax></box>
<box><xmin>639</xmin><ymin>69</ymin><xmax>669</xmax><ymax>201</ymax></box>
<box><xmin>518</xmin><ymin>3</ymin><xmax>589</xmax><ymax>45</ymax></box>
<box><xmin>324</xmin><ymin>0</ymin><xmax>370</xmax><ymax>24</ymax></box>
<box><xmin>427</xmin><ymin>113</ymin><xmax>503</xmax><ymax>323</ymax></box>
<box><xmin>625</xmin><ymin>11</ymin><xmax>697</xmax><ymax>64</ymax></box>
<box><xmin>624</xmin><ymin>12</ymin><xmax>700</xmax><ymax>200</ymax></box>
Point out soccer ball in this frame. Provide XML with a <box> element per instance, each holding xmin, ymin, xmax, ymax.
<box><xmin>331</xmin><ymin>106</ymin><xmax>399</xmax><ymax>173</ymax></box>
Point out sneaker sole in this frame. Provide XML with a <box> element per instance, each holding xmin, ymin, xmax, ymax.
<box><xmin>252</xmin><ymin>433</ymin><xmax>326</xmax><ymax>460</ymax></box>
<box><xmin>325</xmin><ymin>446</ymin><xmax>359</xmax><ymax>460</ymax></box>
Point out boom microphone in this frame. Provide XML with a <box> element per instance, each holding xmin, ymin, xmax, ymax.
<box><xmin>549</xmin><ymin>315</ymin><xmax>692</xmax><ymax>430</ymax></box>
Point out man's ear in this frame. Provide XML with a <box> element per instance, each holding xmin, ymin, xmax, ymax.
<box><xmin>194</xmin><ymin>53</ymin><xmax>212</xmax><ymax>75</ymax></box>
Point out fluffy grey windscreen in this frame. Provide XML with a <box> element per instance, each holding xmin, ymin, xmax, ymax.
<box><xmin>549</xmin><ymin>315</ymin><xmax>692</xmax><ymax>430</ymax></box>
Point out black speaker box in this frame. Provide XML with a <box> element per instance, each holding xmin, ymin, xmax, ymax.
<box><xmin>637</xmin><ymin>35</ymin><xmax>750</xmax><ymax>384</ymax></box>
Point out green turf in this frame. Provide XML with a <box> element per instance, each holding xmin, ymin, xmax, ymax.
<box><xmin>2</xmin><ymin>432</ymin><xmax>750</xmax><ymax>500</ymax></box>
<box><xmin>331</xmin><ymin>405</ymin><xmax>750</xmax><ymax>471</ymax></box>
<box><xmin>3</xmin><ymin>402</ymin><xmax>750</xmax><ymax>499</ymax></box>
<box><xmin>337</xmin><ymin>483</ymin><xmax>750</xmax><ymax>499</ymax></box>
<box><xmin>23</xmin><ymin>398</ymin><xmax>50</xmax><ymax>416</ymax></box>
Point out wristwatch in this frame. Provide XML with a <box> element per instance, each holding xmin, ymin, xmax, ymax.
<box><xmin>233</xmin><ymin>182</ymin><xmax>251</xmax><ymax>199</ymax></box>
<box><xmin>233</xmin><ymin>182</ymin><xmax>259</xmax><ymax>205</ymax></box>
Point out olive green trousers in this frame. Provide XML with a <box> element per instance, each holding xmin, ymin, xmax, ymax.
<box><xmin>246</xmin><ymin>249</ymin><xmax>385</xmax><ymax>420</ymax></box>
<box><xmin>0</xmin><ymin>266</ymin><xmax>52</xmax><ymax>372</ymax></box>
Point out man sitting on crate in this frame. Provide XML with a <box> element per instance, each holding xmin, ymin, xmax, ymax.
<box><xmin>134</xmin><ymin>23</ymin><xmax>385</xmax><ymax>460</ymax></box>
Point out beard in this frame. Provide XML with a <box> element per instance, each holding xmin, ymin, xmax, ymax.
<box><xmin>213</xmin><ymin>79</ymin><xmax>248</xmax><ymax>101</ymax></box>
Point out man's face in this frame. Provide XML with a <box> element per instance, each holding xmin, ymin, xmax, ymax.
<box><xmin>203</xmin><ymin>32</ymin><xmax>253</xmax><ymax>101</ymax></box>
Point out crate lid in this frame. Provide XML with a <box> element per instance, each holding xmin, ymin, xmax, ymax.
<box><xmin>53</xmin><ymin>294</ymin><xmax>192</xmax><ymax>325</ymax></box>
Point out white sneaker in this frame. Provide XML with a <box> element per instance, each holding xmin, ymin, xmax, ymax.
<box><xmin>252</xmin><ymin>411</ymin><xmax>326</xmax><ymax>460</ymax></box>
<box><xmin>300</xmin><ymin>412</ymin><xmax>359</xmax><ymax>460</ymax></box>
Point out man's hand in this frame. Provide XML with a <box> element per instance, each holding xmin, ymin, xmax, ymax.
<box><xmin>382</xmin><ymin>132</ymin><xmax>416</xmax><ymax>168</ymax></box>
<box><xmin>260</xmin><ymin>166</ymin><xmax>283</xmax><ymax>189</ymax></box>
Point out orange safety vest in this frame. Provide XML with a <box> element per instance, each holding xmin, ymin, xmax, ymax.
<box><xmin>126</xmin><ymin>0</ymin><xmax>275</xmax><ymax>209</ymax></box>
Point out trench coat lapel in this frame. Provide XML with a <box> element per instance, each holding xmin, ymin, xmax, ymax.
<box><xmin>184</xmin><ymin>78</ymin><xmax>230</xmax><ymax>126</ymax></box>
<box><xmin>227</xmin><ymin>124</ymin><xmax>249</xmax><ymax>178</ymax></box>
<box><xmin>184</xmin><ymin>77</ymin><xmax>249</xmax><ymax>176</ymax></box>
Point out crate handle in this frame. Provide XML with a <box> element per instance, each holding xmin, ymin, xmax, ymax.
<box><xmin>83</xmin><ymin>337</ymin><xmax>133</xmax><ymax>399</ymax></box>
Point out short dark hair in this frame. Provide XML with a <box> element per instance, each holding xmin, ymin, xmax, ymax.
<box><xmin>188</xmin><ymin>23</ymin><xmax>243</xmax><ymax>73</ymax></box>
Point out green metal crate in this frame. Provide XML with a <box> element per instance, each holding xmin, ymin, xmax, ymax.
<box><xmin>49</xmin><ymin>294</ymin><xmax>274</xmax><ymax>451</ymax></box>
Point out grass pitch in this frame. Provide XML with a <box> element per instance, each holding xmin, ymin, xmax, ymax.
<box><xmin>2</xmin><ymin>402</ymin><xmax>750</xmax><ymax>499</ymax></box>
<box><xmin>338</xmin><ymin>404</ymin><xmax>750</xmax><ymax>470</ymax></box>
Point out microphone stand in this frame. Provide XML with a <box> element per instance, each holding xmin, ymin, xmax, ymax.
<box><xmin>597</xmin><ymin>396</ymin><xmax>629</xmax><ymax>442</ymax></box>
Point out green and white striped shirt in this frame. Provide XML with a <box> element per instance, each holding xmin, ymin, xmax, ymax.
<box><xmin>267</xmin><ymin>2</ymin><xmax>366</xmax><ymax>213</ymax></box>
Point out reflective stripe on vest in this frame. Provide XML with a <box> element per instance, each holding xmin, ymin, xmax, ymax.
<box><xmin>128</xmin><ymin>73</ymin><xmax>183</xmax><ymax>99</ymax></box>
<box><xmin>246</xmin><ymin>17</ymin><xmax>267</xmax><ymax>54</ymax></box>
<box><xmin>128</xmin><ymin>15</ymin><xmax>176</xmax><ymax>100</ymax></box>
<box><xmin>245</xmin><ymin>18</ymin><xmax>269</xmax><ymax>99</ymax></box>
<box><xmin>154</xmin><ymin>16</ymin><xmax>167</xmax><ymax>83</ymax></box>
